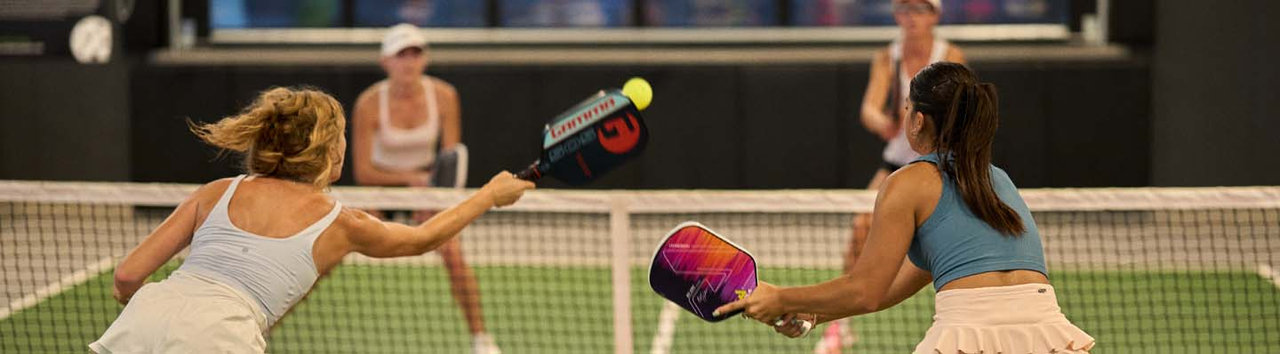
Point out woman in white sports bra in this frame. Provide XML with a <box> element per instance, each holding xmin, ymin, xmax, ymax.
<box><xmin>90</xmin><ymin>87</ymin><xmax>533</xmax><ymax>353</ymax></box>
<box><xmin>351</xmin><ymin>24</ymin><xmax>502</xmax><ymax>354</ymax></box>
<box><xmin>822</xmin><ymin>0</ymin><xmax>966</xmax><ymax>352</ymax></box>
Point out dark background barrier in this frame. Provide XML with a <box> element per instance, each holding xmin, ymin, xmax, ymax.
<box><xmin>1150</xmin><ymin>1</ymin><xmax>1280</xmax><ymax>186</ymax></box>
<box><xmin>121</xmin><ymin>58</ymin><xmax>1147</xmax><ymax>189</ymax></box>
<box><xmin>2</xmin><ymin>1</ymin><xmax>1277</xmax><ymax>188</ymax></box>
<box><xmin>0</xmin><ymin>61</ymin><xmax>131</xmax><ymax>182</ymax></box>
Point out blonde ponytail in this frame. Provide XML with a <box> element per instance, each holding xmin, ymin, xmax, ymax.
<box><xmin>189</xmin><ymin>86</ymin><xmax>346</xmax><ymax>187</ymax></box>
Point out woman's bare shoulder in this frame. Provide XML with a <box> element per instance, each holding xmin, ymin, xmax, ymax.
<box><xmin>193</xmin><ymin>178</ymin><xmax>235</xmax><ymax>201</ymax></box>
<box><xmin>885</xmin><ymin>162</ymin><xmax>943</xmax><ymax>197</ymax></box>
<box><xmin>426</xmin><ymin>76</ymin><xmax>458</xmax><ymax>99</ymax></box>
<box><xmin>354</xmin><ymin>80</ymin><xmax>388</xmax><ymax>107</ymax></box>
<box><xmin>873</xmin><ymin>48</ymin><xmax>891</xmax><ymax>64</ymax></box>
<box><xmin>945</xmin><ymin>46</ymin><xmax>966</xmax><ymax>63</ymax></box>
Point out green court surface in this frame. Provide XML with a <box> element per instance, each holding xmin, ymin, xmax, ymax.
<box><xmin>3</xmin><ymin>265</ymin><xmax>1278</xmax><ymax>353</ymax></box>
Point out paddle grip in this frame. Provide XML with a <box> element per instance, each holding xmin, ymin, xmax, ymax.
<box><xmin>515</xmin><ymin>162</ymin><xmax>542</xmax><ymax>182</ymax></box>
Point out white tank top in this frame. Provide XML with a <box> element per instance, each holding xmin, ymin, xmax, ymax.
<box><xmin>371</xmin><ymin>76</ymin><xmax>441</xmax><ymax>171</ymax></box>
<box><xmin>882</xmin><ymin>38</ymin><xmax>950</xmax><ymax>167</ymax></box>
<box><xmin>177</xmin><ymin>175</ymin><xmax>342</xmax><ymax>327</ymax></box>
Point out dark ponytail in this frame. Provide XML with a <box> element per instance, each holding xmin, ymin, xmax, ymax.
<box><xmin>909</xmin><ymin>63</ymin><xmax>1024</xmax><ymax>235</ymax></box>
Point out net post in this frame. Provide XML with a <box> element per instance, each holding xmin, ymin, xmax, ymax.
<box><xmin>610</xmin><ymin>198</ymin><xmax>634</xmax><ymax>354</ymax></box>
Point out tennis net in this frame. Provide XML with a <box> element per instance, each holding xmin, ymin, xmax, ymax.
<box><xmin>2</xmin><ymin>181</ymin><xmax>1278</xmax><ymax>353</ymax></box>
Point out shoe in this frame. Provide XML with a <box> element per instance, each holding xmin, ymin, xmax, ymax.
<box><xmin>472</xmin><ymin>333</ymin><xmax>501</xmax><ymax>354</ymax></box>
<box><xmin>840</xmin><ymin>318</ymin><xmax>858</xmax><ymax>347</ymax></box>
<box><xmin>813</xmin><ymin>320</ymin><xmax>842</xmax><ymax>354</ymax></box>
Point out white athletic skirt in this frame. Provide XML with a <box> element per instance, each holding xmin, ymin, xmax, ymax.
<box><xmin>914</xmin><ymin>283</ymin><xmax>1095</xmax><ymax>354</ymax></box>
<box><xmin>89</xmin><ymin>271</ymin><xmax>269</xmax><ymax>354</ymax></box>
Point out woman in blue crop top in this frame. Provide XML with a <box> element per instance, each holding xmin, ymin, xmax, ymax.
<box><xmin>89</xmin><ymin>87</ymin><xmax>534</xmax><ymax>353</ymax></box>
<box><xmin>716</xmin><ymin>63</ymin><xmax>1094</xmax><ymax>353</ymax></box>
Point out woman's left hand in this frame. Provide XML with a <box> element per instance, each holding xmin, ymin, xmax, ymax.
<box><xmin>772</xmin><ymin>313</ymin><xmax>816</xmax><ymax>338</ymax></box>
<box><xmin>712</xmin><ymin>281</ymin><xmax>788</xmax><ymax>326</ymax></box>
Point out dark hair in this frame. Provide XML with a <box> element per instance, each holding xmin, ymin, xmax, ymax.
<box><xmin>909</xmin><ymin>62</ymin><xmax>1024</xmax><ymax>235</ymax></box>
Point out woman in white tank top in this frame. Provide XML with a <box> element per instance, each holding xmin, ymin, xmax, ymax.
<box><xmin>822</xmin><ymin>1</ymin><xmax>967</xmax><ymax>352</ymax></box>
<box><xmin>351</xmin><ymin>24</ymin><xmax>502</xmax><ymax>354</ymax></box>
<box><xmin>90</xmin><ymin>87</ymin><xmax>533</xmax><ymax>353</ymax></box>
<box><xmin>354</xmin><ymin>23</ymin><xmax>460</xmax><ymax>186</ymax></box>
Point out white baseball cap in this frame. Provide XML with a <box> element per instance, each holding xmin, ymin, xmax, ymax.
<box><xmin>895</xmin><ymin>0</ymin><xmax>942</xmax><ymax>12</ymax></box>
<box><xmin>381</xmin><ymin>23</ymin><xmax>427</xmax><ymax>57</ymax></box>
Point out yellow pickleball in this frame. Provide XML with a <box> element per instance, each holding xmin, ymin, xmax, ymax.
<box><xmin>621</xmin><ymin>77</ymin><xmax>652</xmax><ymax>111</ymax></box>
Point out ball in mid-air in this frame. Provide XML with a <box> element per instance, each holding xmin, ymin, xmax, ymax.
<box><xmin>621</xmin><ymin>77</ymin><xmax>652</xmax><ymax>111</ymax></box>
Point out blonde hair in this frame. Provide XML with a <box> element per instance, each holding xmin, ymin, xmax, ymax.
<box><xmin>189</xmin><ymin>86</ymin><xmax>347</xmax><ymax>187</ymax></box>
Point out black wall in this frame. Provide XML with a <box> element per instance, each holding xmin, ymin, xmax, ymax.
<box><xmin>0</xmin><ymin>60</ymin><xmax>131</xmax><ymax>181</ymax></box>
<box><xmin>1151</xmin><ymin>1</ymin><xmax>1280</xmax><ymax>186</ymax></box>
<box><xmin>127</xmin><ymin>58</ymin><xmax>1149</xmax><ymax>189</ymax></box>
<box><xmin>14</xmin><ymin>1</ymin><xmax>1280</xmax><ymax>189</ymax></box>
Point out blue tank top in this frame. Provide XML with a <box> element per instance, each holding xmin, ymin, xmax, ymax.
<box><xmin>906</xmin><ymin>153</ymin><xmax>1047</xmax><ymax>291</ymax></box>
<box><xmin>178</xmin><ymin>175</ymin><xmax>341</xmax><ymax>327</ymax></box>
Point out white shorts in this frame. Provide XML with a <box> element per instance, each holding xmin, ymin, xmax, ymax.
<box><xmin>89</xmin><ymin>271</ymin><xmax>268</xmax><ymax>354</ymax></box>
<box><xmin>914</xmin><ymin>283</ymin><xmax>1095</xmax><ymax>354</ymax></box>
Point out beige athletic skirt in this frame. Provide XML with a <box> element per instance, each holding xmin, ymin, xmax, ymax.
<box><xmin>89</xmin><ymin>271</ymin><xmax>268</xmax><ymax>354</ymax></box>
<box><xmin>914</xmin><ymin>283</ymin><xmax>1095</xmax><ymax>354</ymax></box>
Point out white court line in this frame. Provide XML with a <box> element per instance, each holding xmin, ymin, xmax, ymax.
<box><xmin>650</xmin><ymin>301</ymin><xmax>681</xmax><ymax>354</ymax></box>
<box><xmin>1</xmin><ymin>256</ymin><xmax>116</xmax><ymax>320</ymax></box>
<box><xmin>1256</xmin><ymin>263</ymin><xmax>1280</xmax><ymax>290</ymax></box>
